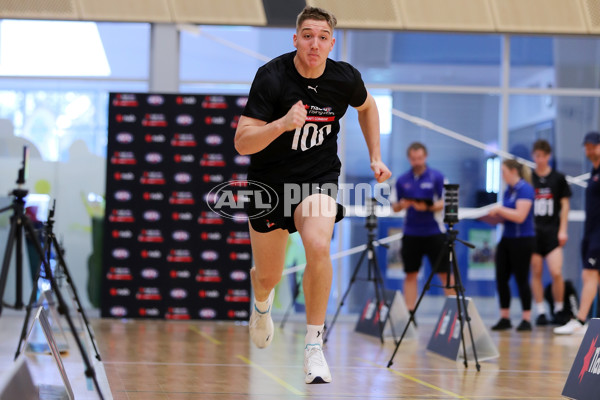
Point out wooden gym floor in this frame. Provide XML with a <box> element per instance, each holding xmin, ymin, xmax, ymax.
<box><xmin>0</xmin><ymin>304</ymin><xmax>583</xmax><ymax>399</ymax></box>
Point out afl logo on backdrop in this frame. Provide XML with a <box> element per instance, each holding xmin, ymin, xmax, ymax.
<box><xmin>110</xmin><ymin>306</ymin><xmax>128</xmax><ymax>317</ymax></box>
<box><xmin>141</xmin><ymin>268</ymin><xmax>159</xmax><ymax>279</ymax></box>
<box><xmin>176</xmin><ymin>114</ymin><xmax>194</xmax><ymax>126</ymax></box>
<box><xmin>116</xmin><ymin>132</ymin><xmax>134</xmax><ymax>144</ymax></box>
<box><xmin>146</xmin><ymin>95</ymin><xmax>164</xmax><ymax>105</ymax></box>
<box><xmin>143</xmin><ymin>210</ymin><xmax>161</xmax><ymax>222</ymax></box>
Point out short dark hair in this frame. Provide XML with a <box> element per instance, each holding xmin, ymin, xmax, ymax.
<box><xmin>532</xmin><ymin>139</ymin><xmax>552</xmax><ymax>154</ymax></box>
<box><xmin>407</xmin><ymin>142</ymin><xmax>427</xmax><ymax>157</ymax></box>
<box><xmin>296</xmin><ymin>6</ymin><xmax>337</xmax><ymax>32</ymax></box>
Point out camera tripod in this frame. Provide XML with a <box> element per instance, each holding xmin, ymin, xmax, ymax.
<box><xmin>387</xmin><ymin>223</ymin><xmax>480</xmax><ymax>371</ymax></box>
<box><xmin>323</xmin><ymin>217</ymin><xmax>396</xmax><ymax>344</ymax></box>
<box><xmin>15</xmin><ymin>200</ymin><xmax>102</xmax><ymax>362</ymax></box>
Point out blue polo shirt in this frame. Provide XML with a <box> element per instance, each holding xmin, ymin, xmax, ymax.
<box><xmin>502</xmin><ymin>179</ymin><xmax>535</xmax><ymax>238</ymax></box>
<box><xmin>585</xmin><ymin>166</ymin><xmax>600</xmax><ymax>236</ymax></box>
<box><xmin>395</xmin><ymin>167</ymin><xmax>445</xmax><ymax>236</ymax></box>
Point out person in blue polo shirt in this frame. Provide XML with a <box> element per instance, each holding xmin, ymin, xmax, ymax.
<box><xmin>487</xmin><ymin>159</ymin><xmax>535</xmax><ymax>332</ymax></box>
<box><xmin>392</xmin><ymin>142</ymin><xmax>453</xmax><ymax>322</ymax></box>
<box><xmin>555</xmin><ymin>131</ymin><xmax>600</xmax><ymax>335</ymax></box>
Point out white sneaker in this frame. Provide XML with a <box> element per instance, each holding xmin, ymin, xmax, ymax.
<box><xmin>249</xmin><ymin>289</ymin><xmax>274</xmax><ymax>348</ymax></box>
<box><xmin>304</xmin><ymin>344</ymin><xmax>332</xmax><ymax>384</ymax></box>
<box><xmin>553</xmin><ymin>319</ymin><xmax>587</xmax><ymax>335</ymax></box>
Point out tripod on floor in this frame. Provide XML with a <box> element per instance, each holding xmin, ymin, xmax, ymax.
<box><xmin>387</xmin><ymin>184</ymin><xmax>480</xmax><ymax>371</ymax></box>
<box><xmin>324</xmin><ymin>199</ymin><xmax>396</xmax><ymax>344</ymax></box>
<box><xmin>15</xmin><ymin>200</ymin><xmax>102</xmax><ymax>362</ymax></box>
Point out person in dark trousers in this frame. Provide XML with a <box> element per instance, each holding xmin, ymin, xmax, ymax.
<box><xmin>234</xmin><ymin>6</ymin><xmax>391</xmax><ymax>383</ymax></box>
<box><xmin>391</xmin><ymin>142</ymin><xmax>454</xmax><ymax>323</ymax></box>
<box><xmin>555</xmin><ymin>132</ymin><xmax>600</xmax><ymax>335</ymax></box>
<box><xmin>530</xmin><ymin>139</ymin><xmax>572</xmax><ymax>325</ymax></box>
<box><xmin>487</xmin><ymin>159</ymin><xmax>535</xmax><ymax>332</ymax></box>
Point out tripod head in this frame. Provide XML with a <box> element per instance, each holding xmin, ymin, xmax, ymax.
<box><xmin>365</xmin><ymin>197</ymin><xmax>378</xmax><ymax>232</ymax></box>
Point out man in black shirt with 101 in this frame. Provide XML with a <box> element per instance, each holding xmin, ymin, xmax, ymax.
<box><xmin>235</xmin><ymin>6</ymin><xmax>391</xmax><ymax>384</ymax></box>
<box><xmin>530</xmin><ymin>139</ymin><xmax>572</xmax><ymax>325</ymax></box>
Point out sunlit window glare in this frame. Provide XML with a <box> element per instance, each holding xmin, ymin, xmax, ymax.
<box><xmin>0</xmin><ymin>20</ymin><xmax>110</xmax><ymax>76</ymax></box>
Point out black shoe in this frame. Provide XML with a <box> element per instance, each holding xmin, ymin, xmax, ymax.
<box><xmin>491</xmin><ymin>318</ymin><xmax>512</xmax><ymax>331</ymax></box>
<box><xmin>516</xmin><ymin>320</ymin><xmax>532</xmax><ymax>331</ymax></box>
<box><xmin>536</xmin><ymin>314</ymin><xmax>548</xmax><ymax>326</ymax></box>
<box><xmin>553</xmin><ymin>310</ymin><xmax>572</xmax><ymax>326</ymax></box>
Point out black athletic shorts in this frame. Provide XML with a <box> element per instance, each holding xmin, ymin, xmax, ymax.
<box><xmin>401</xmin><ymin>234</ymin><xmax>450</xmax><ymax>274</ymax></box>
<box><xmin>582</xmin><ymin>230</ymin><xmax>600</xmax><ymax>270</ymax></box>
<box><xmin>534</xmin><ymin>226</ymin><xmax>560</xmax><ymax>257</ymax></box>
<box><xmin>246</xmin><ymin>180</ymin><xmax>345</xmax><ymax>234</ymax></box>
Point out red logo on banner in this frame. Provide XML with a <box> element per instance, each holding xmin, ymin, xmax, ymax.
<box><xmin>114</xmin><ymin>190</ymin><xmax>132</xmax><ymax>202</ymax></box>
<box><xmin>198</xmin><ymin>212</ymin><xmax>224</xmax><ymax>225</ymax></box>
<box><xmin>198</xmin><ymin>290</ymin><xmax>220</xmax><ymax>298</ymax></box>
<box><xmin>166</xmin><ymin>307</ymin><xmax>190</xmax><ymax>320</ymax></box>
<box><xmin>579</xmin><ymin>336</ymin><xmax>599</xmax><ymax>383</ymax></box>
<box><xmin>143</xmin><ymin>191</ymin><xmax>164</xmax><ymax>201</ymax></box>
<box><xmin>200</xmin><ymin>153</ymin><xmax>226</xmax><ymax>167</ymax></box>
<box><xmin>224</xmin><ymin>289</ymin><xmax>250</xmax><ymax>302</ymax></box>
<box><xmin>142</xmin><ymin>113</ymin><xmax>168</xmax><ymax>127</ymax></box>
<box><xmin>145</xmin><ymin>133</ymin><xmax>166</xmax><ymax>143</ymax></box>
<box><xmin>141</xmin><ymin>249</ymin><xmax>162</xmax><ymax>259</ymax></box>
<box><xmin>111</xmin><ymin>151</ymin><xmax>137</xmax><ymax>165</ymax></box>
<box><xmin>204</xmin><ymin>116</ymin><xmax>226</xmax><ymax>125</ymax></box>
<box><xmin>113</xmin><ymin>94</ymin><xmax>139</xmax><ymax>107</ymax></box>
<box><xmin>146</xmin><ymin>95</ymin><xmax>164</xmax><ymax>105</ymax></box>
<box><xmin>230</xmin><ymin>115</ymin><xmax>240</xmax><ymax>129</ymax></box>
<box><xmin>106</xmin><ymin>267</ymin><xmax>133</xmax><ymax>281</ymax></box>
<box><xmin>170</xmin><ymin>270</ymin><xmax>191</xmax><ymax>279</ymax></box>
<box><xmin>196</xmin><ymin>269</ymin><xmax>222</xmax><ymax>283</ymax></box>
<box><xmin>171</xmin><ymin>133</ymin><xmax>197</xmax><ymax>147</ymax></box>
<box><xmin>108</xmin><ymin>209</ymin><xmax>134</xmax><ymax>223</ymax></box>
<box><xmin>230</xmin><ymin>270</ymin><xmax>249</xmax><ymax>282</ymax></box>
<box><xmin>116</xmin><ymin>132</ymin><xmax>134</xmax><ymax>144</ymax></box>
<box><xmin>227</xmin><ymin>231</ymin><xmax>251</xmax><ymax>245</ymax></box>
<box><xmin>111</xmin><ymin>229</ymin><xmax>133</xmax><ymax>239</ymax></box>
<box><xmin>169</xmin><ymin>191</ymin><xmax>195</xmax><ymax>205</ymax></box>
<box><xmin>203</xmin><ymin>174</ymin><xmax>224</xmax><ymax>183</ymax></box>
<box><xmin>141</xmin><ymin>268</ymin><xmax>160</xmax><ymax>279</ymax></box>
<box><xmin>115</xmin><ymin>114</ymin><xmax>136</xmax><ymax>123</ymax></box>
<box><xmin>227</xmin><ymin>310</ymin><xmax>249</xmax><ymax>319</ymax></box>
<box><xmin>176</xmin><ymin>96</ymin><xmax>197</xmax><ymax>105</ymax></box>
<box><xmin>199</xmin><ymin>308</ymin><xmax>217</xmax><ymax>319</ymax></box>
<box><xmin>230</xmin><ymin>251</ymin><xmax>251</xmax><ymax>261</ymax></box>
<box><xmin>140</xmin><ymin>171</ymin><xmax>166</xmax><ymax>185</ymax></box>
<box><xmin>138</xmin><ymin>307</ymin><xmax>160</xmax><ymax>317</ymax></box>
<box><xmin>167</xmin><ymin>249</ymin><xmax>193</xmax><ymax>263</ymax></box>
<box><xmin>201</xmin><ymin>96</ymin><xmax>228</xmax><ymax>109</ymax></box>
<box><xmin>136</xmin><ymin>287</ymin><xmax>162</xmax><ymax>300</ymax></box>
<box><xmin>200</xmin><ymin>231</ymin><xmax>222</xmax><ymax>241</ymax></box>
<box><xmin>174</xmin><ymin>153</ymin><xmax>195</xmax><ymax>163</ymax></box>
<box><xmin>114</xmin><ymin>171</ymin><xmax>135</xmax><ymax>181</ymax></box>
<box><xmin>109</xmin><ymin>288</ymin><xmax>131</xmax><ymax>297</ymax></box>
<box><xmin>172</xmin><ymin>211</ymin><xmax>193</xmax><ymax>221</ymax></box>
<box><xmin>138</xmin><ymin>229</ymin><xmax>164</xmax><ymax>243</ymax></box>
<box><xmin>110</xmin><ymin>306</ymin><xmax>128</xmax><ymax>317</ymax></box>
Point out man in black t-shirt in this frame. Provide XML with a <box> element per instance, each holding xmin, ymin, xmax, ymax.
<box><xmin>234</xmin><ymin>6</ymin><xmax>391</xmax><ymax>384</ymax></box>
<box><xmin>530</xmin><ymin>139</ymin><xmax>572</xmax><ymax>326</ymax></box>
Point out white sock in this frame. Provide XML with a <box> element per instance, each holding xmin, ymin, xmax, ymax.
<box><xmin>535</xmin><ymin>302</ymin><xmax>546</xmax><ymax>315</ymax></box>
<box><xmin>554</xmin><ymin>302</ymin><xmax>564</xmax><ymax>313</ymax></box>
<box><xmin>254</xmin><ymin>295</ymin><xmax>271</xmax><ymax>313</ymax></box>
<box><xmin>306</xmin><ymin>324</ymin><xmax>324</xmax><ymax>346</ymax></box>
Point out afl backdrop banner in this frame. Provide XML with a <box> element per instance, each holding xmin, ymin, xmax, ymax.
<box><xmin>103</xmin><ymin>93</ymin><xmax>251</xmax><ymax>321</ymax></box>
<box><xmin>562</xmin><ymin>319</ymin><xmax>600</xmax><ymax>400</ymax></box>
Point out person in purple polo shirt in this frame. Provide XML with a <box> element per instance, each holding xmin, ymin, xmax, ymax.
<box><xmin>487</xmin><ymin>159</ymin><xmax>535</xmax><ymax>332</ymax></box>
<box><xmin>392</xmin><ymin>142</ymin><xmax>453</xmax><ymax>323</ymax></box>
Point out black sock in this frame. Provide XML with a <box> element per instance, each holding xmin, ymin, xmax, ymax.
<box><xmin>577</xmin><ymin>318</ymin><xmax>586</xmax><ymax>325</ymax></box>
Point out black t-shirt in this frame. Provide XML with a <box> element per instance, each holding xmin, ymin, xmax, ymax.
<box><xmin>242</xmin><ymin>51</ymin><xmax>368</xmax><ymax>184</ymax></box>
<box><xmin>532</xmin><ymin>169</ymin><xmax>572</xmax><ymax>230</ymax></box>
<box><xmin>585</xmin><ymin>166</ymin><xmax>600</xmax><ymax>235</ymax></box>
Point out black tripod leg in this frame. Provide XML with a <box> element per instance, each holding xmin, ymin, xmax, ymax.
<box><xmin>386</xmin><ymin>266</ymin><xmax>437</xmax><ymax>368</ymax></box>
<box><xmin>371</xmin><ymin>252</ymin><xmax>397</xmax><ymax>342</ymax></box>
<box><xmin>370</xmin><ymin>260</ymin><xmax>387</xmax><ymax>344</ymax></box>
<box><xmin>0</xmin><ymin>216</ymin><xmax>18</xmax><ymax>316</ymax></box>
<box><xmin>280</xmin><ymin>272</ymin><xmax>302</xmax><ymax>330</ymax></box>
<box><xmin>52</xmin><ymin>236</ymin><xmax>102</xmax><ymax>361</ymax></box>
<box><xmin>451</xmin><ymin>246</ymin><xmax>480</xmax><ymax>371</ymax></box>
<box><xmin>14</xmin><ymin>262</ymin><xmax>42</xmax><ymax>360</ymax></box>
<box><xmin>22</xmin><ymin>217</ymin><xmax>105</xmax><ymax>399</ymax></box>
<box><xmin>323</xmin><ymin>248</ymin><xmax>368</xmax><ymax>344</ymax></box>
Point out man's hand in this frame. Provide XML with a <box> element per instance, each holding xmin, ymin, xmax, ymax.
<box><xmin>281</xmin><ymin>100</ymin><xmax>307</xmax><ymax>132</ymax></box>
<box><xmin>371</xmin><ymin>160</ymin><xmax>391</xmax><ymax>183</ymax></box>
<box><xmin>558</xmin><ymin>231</ymin><xmax>568</xmax><ymax>247</ymax></box>
<box><xmin>411</xmin><ymin>201</ymin><xmax>429</xmax><ymax>212</ymax></box>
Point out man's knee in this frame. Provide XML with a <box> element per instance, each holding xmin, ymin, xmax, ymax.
<box><xmin>253</xmin><ymin>268</ymin><xmax>282</xmax><ymax>290</ymax></box>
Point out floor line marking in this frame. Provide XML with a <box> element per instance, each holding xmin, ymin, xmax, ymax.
<box><xmin>358</xmin><ymin>358</ymin><xmax>469</xmax><ymax>399</ymax></box>
<box><xmin>236</xmin><ymin>355</ymin><xmax>305</xmax><ymax>396</ymax></box>
<box><xmin>188</xmin><ymin>325</ymin><xmax>222</xmax><ymax>345</ymax></box>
